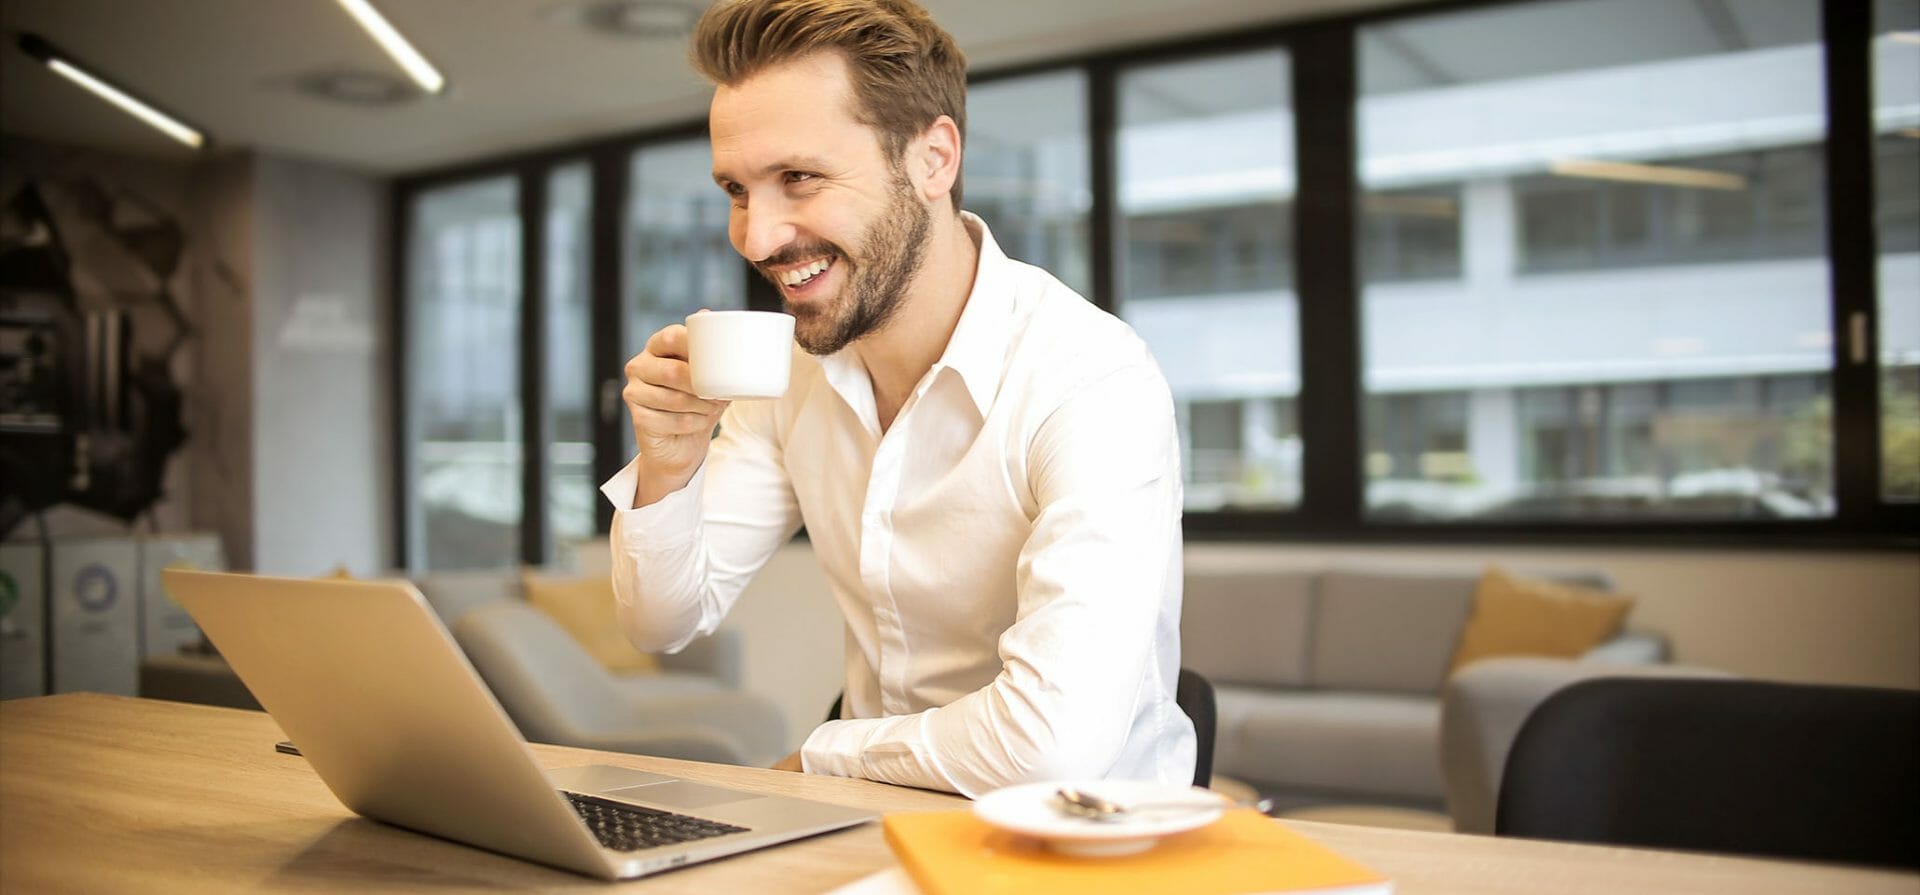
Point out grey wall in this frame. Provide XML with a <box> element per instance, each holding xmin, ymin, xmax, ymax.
<box><xmin>249</xmin><ymin>154</ymin><xmax>391</xmax><ymax>576</ymax></box>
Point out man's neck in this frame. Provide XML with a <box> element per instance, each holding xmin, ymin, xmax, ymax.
<box><xmin>854</xmin><ymin>212</ymin><xmax>980</xmax><ymax>430</ymax></box>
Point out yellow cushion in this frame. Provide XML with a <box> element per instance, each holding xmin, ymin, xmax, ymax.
<box><xmin>520</xmin><ymin>572</ymin><xmax>659</xmax><ymax>675</ymax></box>
<box><xmin>1449</xmin><ymin>567</ymin><xmax>1635</xmax><ymax>674</ymax></box>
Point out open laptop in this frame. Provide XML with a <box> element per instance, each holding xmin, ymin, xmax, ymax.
<box><xmin>163</xmin><ymin>568</ymin><xmax>875</xmax><ymax>881</ymax></box>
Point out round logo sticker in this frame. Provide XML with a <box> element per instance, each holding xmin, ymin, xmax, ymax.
<box><xmin>74</xmin><ymin>563</ymin><xmax>118</xmax><ymax>613</ymax></box>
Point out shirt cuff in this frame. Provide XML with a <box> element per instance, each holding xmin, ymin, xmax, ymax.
<box><xmin>600</xmin><ymin>457</ymin><xmax>706</xmax><ymax>546</ymax></box>
<box><xmin>800</xmin><ymin>713</ymin><xmax>969</xmax><ymax>796</ymax></box>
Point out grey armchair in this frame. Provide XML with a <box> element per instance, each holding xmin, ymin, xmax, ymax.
<box><xmin>450</xmin><ymin>602</ymin><xmax>787</xmax><ymax>767</ymax></box>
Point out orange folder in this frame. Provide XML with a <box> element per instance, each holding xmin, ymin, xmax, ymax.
<box><xmin>883</xmin><ymin>808</ymin><xmax>1392</xmax><ymax>895</ymax></box>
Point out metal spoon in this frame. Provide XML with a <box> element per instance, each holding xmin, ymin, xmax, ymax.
<box><xmin>1052</xmin><ymin>787</ymin><xmax>1273</xmax><ymax>822</ymax></box>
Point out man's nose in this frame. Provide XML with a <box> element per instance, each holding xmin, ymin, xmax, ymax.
<box><xmin>737</xmin><ymin>198</ymin><xmax>797</xmax><ymax>264</ymax></box>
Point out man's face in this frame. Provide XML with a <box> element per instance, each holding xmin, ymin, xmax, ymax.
<box><xmin>709</xmin><ymin>52</ymin><xmax>931</xmax><ymax>356</ymax></box>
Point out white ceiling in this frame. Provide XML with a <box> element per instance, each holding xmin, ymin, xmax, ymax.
<box><xmin>0</xmin><ymin>0</ymin><xmax>1417</xmax><ymax>175</ymax></box>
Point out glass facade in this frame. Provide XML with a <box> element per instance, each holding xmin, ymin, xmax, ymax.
<box><xmin>545</xmin><ymin>163</ymin><xmax>595</xmax><ymax>555</ymax></box>
<box><xmin>621</xmin><ymin>137</ymin><xmax>748</xmax><ymax>462</ymax></box>
<box><xmin>405</xmin><ymin>176</ymin><xmax>522</xmax><ymax>569</ymax></box>
<box><xmin>1356</xmin><ymin>0</ymin><xmax>1838</xmax><ymax>521</ymax></box>
<box><xmin>1116</xmin><ymin>50</ymin><xmax>1299</xmax><ymax>511</ymax></box>
<box><xmin>967</xmin><ymin>71</ymin><xmax>1092</xmax><ymax>296</ymax></box>
<box><xmin>1875</xmin><ymin>0</ymin><xmax>1920</xmax><ymax>502</ymax></box>
<box><xmin>396</xmin><ymin>0</ymin><xmax>1912</xmax><ymax>547</ymax></box>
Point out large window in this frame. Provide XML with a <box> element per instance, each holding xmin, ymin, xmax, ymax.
<box><xmin>1117</xmin><ymin>50</ymin><xmax>1299</xmax><ymax>511</ymax></box>
<box><xmin>545</xmin><ymin>163</ymin><xmax>595</xmax><ymax>555</ymax></box>
<box><xmin>1357</xmin><ymin>0</ymin><xmax>1835</xmax><ymax>522</ymax></box>
<box><xmin>1875</xmin><ymin>0</ymin><xmax>1920</xmax><ymax>502</ymax></box>
<box><xmin>405</xmin><ymin>177</ymin><xmax>521</xmax><ymax>569</ymax></box>
<box><xmin>621</xmin><ymin>138</ymin><xmax>747</xmax><ymax>461</ymax></box>
<box><xmin>967</xmin><ymin>71</ymin><xmax>1092</xmax><ymax>295</ymax></box>
<box><xmin>396</xmin><ymin>0</ymin><xmax>1914</xmax><ymax>551</ymax></box>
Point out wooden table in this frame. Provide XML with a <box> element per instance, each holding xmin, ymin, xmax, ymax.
<box><xmin>3</xmin><ymin>694</ymin><xmax>1915</xmax><ymax>894</ymax></box>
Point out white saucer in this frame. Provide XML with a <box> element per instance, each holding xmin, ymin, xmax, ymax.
<box><xmin>972</xmin><ymin>780</ymin><xmax>1226</xmax><ymax>857</ymax></box>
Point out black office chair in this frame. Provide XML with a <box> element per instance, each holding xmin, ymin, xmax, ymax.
<box><xmin>823</xmin><ymin>667</ymin><xmax>1218</xmax><ymax>788</ymax></box>
<box><xmin>1176</xmin><ymin>667</ymin><xmax>1216</xmax><ymax>788</ymax></box>
<box><xmin>1496</xmin><ymin>677</ymin><xmax>1920</xmax><ymax>871</ymax></box>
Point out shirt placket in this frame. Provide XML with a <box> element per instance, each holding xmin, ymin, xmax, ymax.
<box><xmin>857</xmin><ymin>373</ymin><xmax>944</xmax><ymax>718</ymax></box>
<box><xmin>859</xmin><ymin>420</ymin><xmax>910</xmax><ymax>716</ymax></box>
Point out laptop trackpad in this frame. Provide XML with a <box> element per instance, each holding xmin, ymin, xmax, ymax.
<box><xmin>608</xmin><ymin>780</ymin><xmax>762</xmax><ymax>811</ymax></box>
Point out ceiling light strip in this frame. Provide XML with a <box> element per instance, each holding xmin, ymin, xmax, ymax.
<box><xmin>335</xmin><ymin>0</ymin><xmax>447</xmax><ymax>94</ymax></box>
<box><xmin>1549</xmin><ymin>159</ymin><xmax>1747</xmax><ymax>192</ymax></box>
<box><xmin>18</xmin><ymin>35</ymin><xmax>205</xmax><ymax>149</ymax></box>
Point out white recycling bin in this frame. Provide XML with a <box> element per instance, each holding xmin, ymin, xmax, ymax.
<box><xmin>138</xmin><ymin>533</ymin><xmax>226</xmax><ymax>660</ymax></box>
<box><xmin>0</xmin><ymin>543</ymin><xmax>47</xmax><ymax>699</ymax></box>
<box><xmin>50</xmin><ymin>537</ymin><xmax>140</xmax><ymax>696</ymax></box>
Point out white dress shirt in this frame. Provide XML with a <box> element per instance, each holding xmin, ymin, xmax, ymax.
<box><xmin>600</xmin><ymin>214</ymin><xmax>1194</xmax><ymax>797</ymax></box>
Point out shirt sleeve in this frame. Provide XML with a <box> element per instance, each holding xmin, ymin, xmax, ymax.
<box><xmin>799</xmin><ymin>360</ymin><xmax>1185</xmax><ymax>796</ymax></box>
<box><xmin>600</xmin><ymin>398</ymin><xmax>803</xmax><ymax>654</ymax></box>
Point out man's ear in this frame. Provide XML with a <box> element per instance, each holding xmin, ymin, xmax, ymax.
<box><xmin>913</xmin><ymin>115</ymin><xmax>962</xmax><ymax>208</ymax></box>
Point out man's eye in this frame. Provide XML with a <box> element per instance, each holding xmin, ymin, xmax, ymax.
<box><xmin>785</xmin><ymin>171</ymin><xmax>817</xmax><ymax>185</ymax></box>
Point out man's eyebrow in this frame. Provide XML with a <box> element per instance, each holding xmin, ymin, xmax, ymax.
<box><xmin>712</xmin><ymin>156</ymin><xmax>837</xmax><ymax>186</ymax></box>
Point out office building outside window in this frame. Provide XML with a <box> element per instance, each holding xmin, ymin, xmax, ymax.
<box><xmin>1874</xmin><ymin>0</ymin><xmax>1920</xmax><ymax>502</ymax></box>
<box><xmin>405</xmin><ymin>176</ymin><xmax>522</xmax><ymax>569</ymax></box>
<box><xmin>1116</xmin><ymin>49</ymin><xmax>1300</xmax><ymax>511</ymax></box>
<box><xmin>545</xmin><ymin>163</ymin><xmax>594</xmax><ymax>556</ymax></box>
<box><xmin>966</xmin><ymin>70</ymin><xmax>1092</xmax><ymax>297</ymax></box>
<box><xmin>1356</xmin><ymin>0</ymin><xmax>1843</xmax><ymax>521</ymax></box>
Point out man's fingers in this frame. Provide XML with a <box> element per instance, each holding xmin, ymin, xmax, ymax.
<box><xmin>624</xmin><ymin>350</ymin><xmax>719</xmax><ymax>408</ymax></box>
<box><xmin>631</xmin><ymin>405</ymin><xmax>723</xmax><ymax>437</ymax></box>
<box><xmin>623</xmin><ymin>323</ymin><xmax>728</xmax><ymax>443</ymax></box>
<box><xmin>624</xmin><ymin>376</ymin><xmax>723</xmax><ymax>416</ymax></box>
<box><xmin>624</xmin><ymin>349</ymin><xmax>691</xmax><ymax>391</ymax></box>
<box><xmin>643</xmin><ymin>323</ymin><xmax>690</xmax><ymax>361</ymax></box>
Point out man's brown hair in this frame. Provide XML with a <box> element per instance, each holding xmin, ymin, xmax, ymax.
<box><xmin>691</xmin><ymin>0</ymin><xmax>969</xmax><ymax>209</ymax></box>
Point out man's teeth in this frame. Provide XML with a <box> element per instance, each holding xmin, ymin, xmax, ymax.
<box><xmin>781</xmin><ymin>259</ymin><xmax>831</xmax><ymax>286</ymax></box>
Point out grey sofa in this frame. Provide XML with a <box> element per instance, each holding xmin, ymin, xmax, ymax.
<box><xmin>1181</xmin><ymin>567</ymin><xmax>1666</xmax><ymax>815</ymax></box>
<box><xmin>141</xmin><ymin>570</ymin><xmax>787</xmax><ymax>767</ymax></box>
<box><xmin>411</xmin><ymin>571</ymin><xmax>786</xmax><ymax>767</ymax></box>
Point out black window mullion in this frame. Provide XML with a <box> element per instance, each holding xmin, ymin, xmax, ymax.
<box><xmin>1291</xmin><ymin>23</ymin><xmax>1363</xmax><ymax>528</ymax></box>
<box><xmin>1088</xmin><ymin>60</ymin><xmax>1118</xmax><ymax>314</ymax></box>
<box><xmin>590</xmin><ymin>146</ymin><xmax>628</xmax><ymax>534</ymax></box>
<box><xmin>518</xmin><ymin>165</ymin><xmax>549</xmax><ymax>565</ymax></box>
<box><xmin>1821</xmin><ymin>0</ymin><xmax>1880</xmax><ymax>528</ymax></box>
<box><xmin>389</xmin><ymin>186</ymin><xmax>411</xmax><ymax>571</ymax></box>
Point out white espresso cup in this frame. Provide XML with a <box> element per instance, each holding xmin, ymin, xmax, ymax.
<box><xmin>685</xmin><ymin>310</ymin><xmax>796</xmax><ymax>400</ymax></box>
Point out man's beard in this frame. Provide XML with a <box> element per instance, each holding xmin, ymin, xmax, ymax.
<box><xmin>756</xmin><ymin>169</ymin><xmax>932</xmax><ymax>356</ymax></box>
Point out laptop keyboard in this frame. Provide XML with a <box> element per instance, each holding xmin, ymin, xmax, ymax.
<box><xmin>563</xmin><ymin>791</ymin><xmax>751</xmax><ymax>852</ymax></box>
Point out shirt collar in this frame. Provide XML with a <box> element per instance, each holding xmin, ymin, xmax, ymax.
<box><xmin>814</xmin><ymin>212</ymin><xmax>1014</xmax><ymax>422</ymax></box>
<box><xmin>936</xmin><ymin>212</ymin><xmax>1014</xmax><ymax>418</ymax></box>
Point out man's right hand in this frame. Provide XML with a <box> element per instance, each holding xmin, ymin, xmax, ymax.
<box><xmin>622</xmin><ymin>323</ymin><xmax>730</xmax><ymax>508</ymax></box>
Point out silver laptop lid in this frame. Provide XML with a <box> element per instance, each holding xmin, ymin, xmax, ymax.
<box><xmin>166</xmin><ymin>569</ymin><xmax>619</xmax><ymax>878</ymax></box>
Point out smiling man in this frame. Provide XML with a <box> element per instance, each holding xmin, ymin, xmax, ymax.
<box><xmin>603</xmin><ymin>0</ymin><xmax>1194</xmax><ymax>796</ymax></box>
